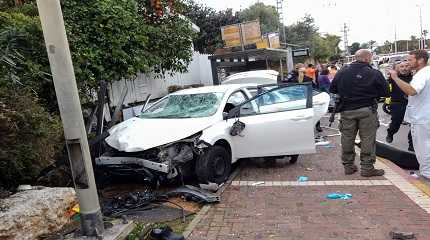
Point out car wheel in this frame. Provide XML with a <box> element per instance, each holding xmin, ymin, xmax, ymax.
<box><xmin>196</xmin><ymin>146</ymin><xmax>231</xmax><ymax>184</ymax></box>
<box><xmin>289</xmin><ymin>155</ymin><xmax>299</xmax><ymax>164</ymax></box>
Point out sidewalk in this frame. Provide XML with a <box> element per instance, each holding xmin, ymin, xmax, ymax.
<box><xmin>187</xmin><ymin>127</ymin><xmax>430</xmax><ymax>240</ymax></box>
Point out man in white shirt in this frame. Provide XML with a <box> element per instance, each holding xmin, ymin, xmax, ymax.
<box><xmin>389</xmin><ymin>50</ymin><xmax>430</xmax><ymax>179</ymax></box>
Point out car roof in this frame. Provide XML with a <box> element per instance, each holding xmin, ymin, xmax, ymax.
<box><xmin>171</xmin><ymin>84</ymin><xmax>258</xmax><ymax>95</ymax></box>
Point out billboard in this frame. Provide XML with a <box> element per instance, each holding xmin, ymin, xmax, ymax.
<box><xmin>220</xmin><ymin>20</ymin><xmax>261</xmax><ymax>48</ymax></box>
<box><xmin>240</xmin><ymin>20</ymin><xmax>261</xmax><ymax>45</ymax></box>
<box><xmin>221</xmin><ymin>24</ymin><xmax>241</xmax><ymax>47</ymax></box>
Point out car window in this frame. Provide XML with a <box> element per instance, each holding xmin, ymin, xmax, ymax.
<box><xmin>240</xmin><ymin>85</ymin><xmax>309</xmax><ymax>116</ymax></box>
<box><xmin>227</xmin><ymin>91</ymin><xmax>247</xmax><ymax>106</ymax></box>
<box><xmin>140</xmin><ymin>93</ymin><xmax>224</xmax><ymax>118</ymax></box>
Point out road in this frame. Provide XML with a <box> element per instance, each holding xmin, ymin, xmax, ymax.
<box><xmin>377</xmin><ymin>103</ymin><xmax>412</xmax><ymax>152</ymax></box>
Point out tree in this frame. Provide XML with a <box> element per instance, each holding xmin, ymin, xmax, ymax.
<box><xmin>349</xmin><ymin>42</ymin><xmax>361</xmax><ymax>55</ymax></box>
<box><xmin>284</xmin><ymin>14</ymin><xmax>318</xmax><ymax>47</ymax></box>
<box><xmin>238</xmin><ymin>2</ymin><xmax>280</xmax><ymax>34</ymax></box>
<box><xmin>311</xmin><ymin>34</ymin><xmax>341</xmax><ymax>62</ymax></box>
<box><xmin>368</xmin><ymin>40</ymin><xmax>377</xmax><ymax>50</ymax></box>
<box><xmin>182</xmin><ymin>0</ymin><xmax>239</xmax><ymax>54</ymax></box>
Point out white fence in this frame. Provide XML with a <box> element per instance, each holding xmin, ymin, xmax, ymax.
<box><xmin>108</xmin><ymin>51</ymin><xmax>213</xmax><ymax>106</ymax></box>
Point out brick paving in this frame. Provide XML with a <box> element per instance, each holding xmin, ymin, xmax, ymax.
<box><xmin>188</xmin><ymin>126</ymin><xmax>430</xmax><ymax>240</ymax></box>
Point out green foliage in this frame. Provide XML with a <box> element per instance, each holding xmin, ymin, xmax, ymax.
<box><xmin>62</xmin><ymin>0</ymin><xmax>195</xmax><ymax>99</ymax></box>
<box><xmin>349</xmin><ymin>42</ymin><xmax>361</xmax><ymax>55</ymax></box>
<box><xmin>238</xmin><ymin>2</ymin><xmax>280</xmax><ymax>34</ymax></box>
<box><xmin>285</xmin><ymin>15</ymin><xmax>319</xmax><ymax>47</ymax></box>
<box><xmin>0</xmin><ymin>86</ymin><xmax>63</xmax><ymax>189</ymax></box>
<box><xmin>182</xmin><ymin>0</ymin><xmax>239</xmax><ymax>54</ymax></box>
<box><xmin>311</xmin><ymin>34</ymin><xmax>341</xmax><ymax>62</ymax></box>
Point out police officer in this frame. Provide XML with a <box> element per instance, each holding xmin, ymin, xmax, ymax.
<box><xmin>330</xmin><ymin>49</ymin><xmax>389</xmax><ymax>177</ymax></box>
<box><xmin>385</xmin><ymin>61</ymin><xmax>414</xmax><ymax>151</ymax></box>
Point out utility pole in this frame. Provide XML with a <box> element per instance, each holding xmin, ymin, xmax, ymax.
<box><xmin>394</xmin><ymin>25</ymin><xmax>398</xmax><ymax>53</ymax></box>
<box><xmin>36</xmin><ymin>0</ymin><xmax>104</xmax><ymax>237</ymax></box>
<box><xmin>418</xmin><ymin>4</ymin><xmax>424</xmax><ymax>49</ymax></box>
<box><xmin>341</xmin><ymin>23</ymin><xmax>350</xmax><ymax>56</ymax></box>
<box><xmin>276</xmin><ymin>0</ymin><xmax>293</xmax><ymax>73</ymax></box>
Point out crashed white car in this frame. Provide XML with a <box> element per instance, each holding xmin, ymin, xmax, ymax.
<box><xmin>97</xmin><ymin>82</ymin><xmax>330</xmax><ymax>184</ymax></box>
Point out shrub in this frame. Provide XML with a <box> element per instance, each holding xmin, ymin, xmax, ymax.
<box><xmin>0</xmin><ymin>87</ymin><xmax>63</xmax><ymax>189</ymax></box>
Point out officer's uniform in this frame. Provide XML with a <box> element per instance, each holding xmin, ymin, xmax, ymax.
<box><xmin>330</xmin><ymin>62</ymin><xmax>389</xmax><ymax>174</ymax></box>
<box><xmin>386</xmin><ymin>74</ymin><xmax>414</xmax><ymax>150</ymax></box>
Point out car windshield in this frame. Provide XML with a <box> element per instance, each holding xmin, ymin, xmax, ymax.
<box><xmin>140</xmin><ymin>92</ymin><xmax>224</xmax><ymax>119</ymax></box>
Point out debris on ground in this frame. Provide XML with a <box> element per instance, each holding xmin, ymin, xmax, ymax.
<box><xmin>326</xmin><ymin>193</ymin><xmax>353</xmax><ymax>200</ymax></box>
<box><xmin>0</xmin><ymin>187</ymin><xmax>76</xmax><ymax>240</ymax></box>
<box><xmin>150</xmin><ymin>226</ymin><xmax>185</xmax><ymax>240</ymax></box>
<box><xmin>297</xmin><ymin>176</ymin><xmax>309</xmax><ymax>182</ymax></box>
<box><xmin>103</xmin><ymin>189</ymin><xmax>157</xmax><ymax>217</ymax></box>
<box><xmin>326</xmin><ymin>193</ymin><xmax>352</xmax><ymax>200</ymax></box>
<box><xmin>166</xmin><ymin>185</ymin><xmax>220</xmax><ymax>204</ymax></box>
<box><xmin>389</xmin><ymin>229</ymin><xmax>416</xmax><ymax>239</ymax></box>
<box><xmin>199</xmin><ymin>182</ymin><xmax>221</xmax><ymax>192</ymax></box>
<box><xmin>305</xmin><ymin>168</ymin><xmax>314</xmax><ymax>171</ymax></box>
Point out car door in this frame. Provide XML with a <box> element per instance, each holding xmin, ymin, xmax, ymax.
<box><xmin>229</xmin><ymin>84</ymin><xmax>316</xmax><ymax>158</ymax></box>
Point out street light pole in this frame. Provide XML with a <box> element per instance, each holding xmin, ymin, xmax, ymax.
<box><xmin>36</xmin><ymin>0</ymin><xmax>104</xmax><ymax>237</ymax></box>
<box><xmin>418</xmin><ymin>4</ymin><xmax>424</xmax><ymax>49</ymax></box>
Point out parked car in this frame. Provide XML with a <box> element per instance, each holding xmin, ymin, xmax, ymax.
<box><xmin>96</xmin><ymin>82</ymin><xmax>330</xmax><ymax>184</ymax></box>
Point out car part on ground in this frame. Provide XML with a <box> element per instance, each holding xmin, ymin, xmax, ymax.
<box><xmin>149</xmin><ymin>226</ymin><xmax>185</xmax><ymax>240</ymax></box>
<box><xmin>166</xmin><ymin>185</ymin><xmax>221</xmax><ymax>204</ymax></box>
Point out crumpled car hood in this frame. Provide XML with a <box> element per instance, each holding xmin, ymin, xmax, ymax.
<box><xmin>105</xmin><ymin>117</ymin><xmax>217</xmax><ymax>152</ymax></box>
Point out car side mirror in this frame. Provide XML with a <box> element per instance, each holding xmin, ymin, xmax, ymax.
<box><xmin>226</xmin><ymin>107</ymin><xmax>240</xmax><ymax>120</ymax></box>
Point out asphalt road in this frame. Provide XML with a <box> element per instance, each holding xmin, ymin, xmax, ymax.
<box><xmin>377</xmin><ymin>103</ymin><xmax>412</xmax><ymax>152</ymax></box>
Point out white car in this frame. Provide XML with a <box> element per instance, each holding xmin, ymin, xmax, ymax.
<box><xmin>96</xmin><ymin>83</ymin><xmax>330</xmax><ymax>184</ymax></box>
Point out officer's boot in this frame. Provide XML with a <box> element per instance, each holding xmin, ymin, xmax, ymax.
<box><xmin>361</xmin><ymin>168</ymin><xmax>385</xmax><ymax>177</ymax></box>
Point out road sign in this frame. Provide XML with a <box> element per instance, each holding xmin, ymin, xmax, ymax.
<box><xmin>292</xmin><ymin>48</ymin><xmax>310</xmax><ymax>57</ymax></box>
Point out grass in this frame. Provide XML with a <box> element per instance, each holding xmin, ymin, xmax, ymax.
<box><xmin>127</xmin><ymin>215</ymin><xmax>195</xmax><ymax>240</ymax></box>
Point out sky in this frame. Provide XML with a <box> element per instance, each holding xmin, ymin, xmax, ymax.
<box><xmin>195</xmin><ymin>0</ymin><xmax>430</xmax><ymax>49</ymax></box>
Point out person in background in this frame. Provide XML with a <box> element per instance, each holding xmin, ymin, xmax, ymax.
<box><xmin>318</xmin><ymin>68</ymin><xmax>331</xmax><ymax>93</ymax></box>
<box><xmin>385</xmin><ymin>61</ymin><xmax>414</xmax><ymax>152</ymax></box>
<box><xmin>286</xmin><ymin>63</ymin><xmax>313</xmax><ymax>83</ymax></box>
<box><xmin>388</xmin><ymin>50</ymin><xmax>430</xmax><ymax>181</ymax></box>
<box><xmin>287</xmin><ymin>63</ymin><xmax>322</xmax><ymax>132</ymax></box>
<box><xmin>329</xmin><ymin>65</ymin><xmax>338</xmax><ymax>81</ymax></box>
<box><xmin>305</xmin><ymin>64</ymin><xmax>318</xmax><ymax>87</ymax></box>
<box><xmin>330</xmin><ymin>49</ymin><xmax>389</xmax><ymax>177</ymax></box>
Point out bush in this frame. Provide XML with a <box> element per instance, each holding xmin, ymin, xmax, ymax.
<box><xmin>0</xmin><ymin>87</ymin><xmax>63</xmax><ymax>189</ymax></box>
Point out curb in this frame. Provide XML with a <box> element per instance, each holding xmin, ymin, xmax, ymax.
<box><xmin>182</xmin><ymin>164</ymin><xmax>241</xmax><ymax>238</ymax></box>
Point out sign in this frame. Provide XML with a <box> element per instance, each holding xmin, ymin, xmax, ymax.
<box><xmin>220</xmin><ymin>20</ymin><xmax>262</xmax><ymax>47</ymax></box>
<box><xmin>240</xmin><ymin>20</ymin><xmax>261</xmax><ymax>45</ymax></box>
<box><xmin>292</xmin><ymin>48</ymin><xmax>310</xmax><ymax>57</ymax></box>
<box><xmin>221</xmin><ymin>24</ymin><xmax>241</xmax><ymax>47</ymax></box>
<box><xmin>267</xmin><ymin>33</ymin><xmax>280</xmax><ymax>49</ymax></box>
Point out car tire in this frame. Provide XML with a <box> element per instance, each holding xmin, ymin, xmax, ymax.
<box><xmin>289</xmin><ymin>155</ymin><xmax>299</xmax><ymax>164</ymax></box>
<box><xmin>196</xmin><ymin>146</ymin><xmax>231</xmax><ymax>184</ymax></box>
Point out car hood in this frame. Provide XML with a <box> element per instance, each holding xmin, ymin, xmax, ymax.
<box><xmin>105</xmin><ymin>117</ymin><xmax>218</xmax><ymax>152</ymax></box>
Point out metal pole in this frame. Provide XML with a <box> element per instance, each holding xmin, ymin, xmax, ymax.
<box><xmin>287</xmin><ymin>47</ymin><xmax>294</xmax><ymax>72</ymax></box>
<box><xmin>419</xmin><ymin>5</ymin><xmax>424</xmax><ymax>49</ymax></box>
<box><xmin>36</xmin><ymin>0</ymin><xmax>104</xmax><ymax>237</ymax></box>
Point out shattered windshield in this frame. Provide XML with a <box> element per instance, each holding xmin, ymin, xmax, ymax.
<box><xmin>140</xmin><ymin>92</ymin><xmax>224</xmax><ymax>119</ymax></box>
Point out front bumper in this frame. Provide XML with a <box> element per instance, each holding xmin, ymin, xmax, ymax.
<box><xmin>95</xmin><ymin>156</ymin><xmax>170</xmax><ymax>173</ymax></box>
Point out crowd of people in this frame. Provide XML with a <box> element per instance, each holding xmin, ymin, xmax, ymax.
<box><xmin>283</xmin><ymin>49</ymin><xmax>430</xmax><ymax>180</ymax></box>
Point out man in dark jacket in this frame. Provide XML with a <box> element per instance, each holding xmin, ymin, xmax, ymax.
<box><xmin>386</xmin><ymin>61</ymin><xmax>414</xmax><ymax>151</ymax></box>
<box><xmin>330</xmin><ymin>49</ymin><xmax>389</xmax><ymax>177</ymax></box>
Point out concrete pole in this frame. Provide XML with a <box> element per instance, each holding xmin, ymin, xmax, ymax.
<box><xmin>36</xmin><ymin>0</ymin><xmax>104</xmax><ymax>237</ymax></box>
<box><xmin>287</xmin><ymin>47</ymin><xmax>294</xmax><ymax>72</ymax></box>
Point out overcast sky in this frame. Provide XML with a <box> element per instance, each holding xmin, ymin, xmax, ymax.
<box><xmin>196</xmin><ymin>0</ymin><xmax>429</xmax><ymax>49</ymax></box>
